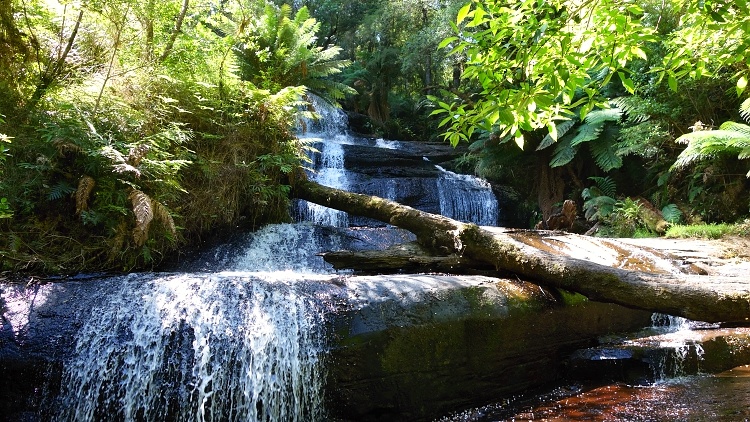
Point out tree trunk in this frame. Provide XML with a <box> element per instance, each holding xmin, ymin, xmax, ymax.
<box><xmin>293</xmin><ymin>179</ymin><xmax>750</xmax><ymax>324</ymax></box>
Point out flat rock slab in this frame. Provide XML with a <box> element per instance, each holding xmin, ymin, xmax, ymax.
<box><xmin>619</xmin><ymin>236</ymin><xmax>750</xmax><ymax>277</ymax></box>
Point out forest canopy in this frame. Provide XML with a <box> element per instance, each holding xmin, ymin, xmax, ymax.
<box><xmin>0</xmin><ymin>0</ymin><xmax>748</xmax><ymax>272</ymax></box>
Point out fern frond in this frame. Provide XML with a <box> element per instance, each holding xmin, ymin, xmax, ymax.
<box><xmin>153</xmin><ymin>200</ymin><xmax>177</xmax><ymax>239</ymax></box>
<box><xmin>661</xmin><ymin>203</ymin><xmax>683</xmax><ymax>224</ymax></box>
<box><xmin>584</xmin><ymin>108</ymin><xmax>623</xmax><ymax>126</ymax></box>
<box><xmin>740</xmin><ymin>97</ymin><xmax>750</xmax><ymax>123</ymax></box>
<box><xmin>589</xmin><ymin>137</ymin><xmax>623</xmax><ymax>172</ymax></box>
<box><xmin>589</xmin><ymin>176</ymin><xmax>617</xmax><ymax>197</ymax></box>
<box><xmin>129</xmin><ymin>189</ymin><xmax>153</xmax><ymax>246</ymax></box>
<box><xmin>550</xmin><ymin>136</ymin><xmax>577</xmax><ymax>167</ymax></box>
<box><xmin>719</xmin><ymin>121</ymin><xmax>750</xmax><ymax>137</ymax></box>
<box><xmin>570</xmin><ymin>122</ymin><xmax>604</xmax><ymax>146</ymax></box>
<box><xmin>672</xmin><ymin>130</ymin><xmax>750</xmax><ymax>169</ymax></box>
<box><xmin>538</xmin><ymin>119</ymin><xmax>576</xmax><ymax>150</ymax></box>
<box><xmin>47</xmin><ymin>180</ymin><xmax>75</xmax><ymax>201</ymax></box>
<box><xmin>611</xmin><ymin>97</ymin><xmax>650</xmax><ymax>124</ymax></box>
<box><xmin>76</xmin><ymin>175</ymin><xmax>96</xmax><ymax>215</ymax></box>
<box><xmin>113</xmin><ymin>163</ymin><xmax>142</xmax><ymax>177</ymax></box>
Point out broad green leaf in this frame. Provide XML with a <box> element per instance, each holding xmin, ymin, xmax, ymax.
<box><xmin>668</xmin><ymin>74</ymin><xmax>678</xmax><ymax>92</ymax></box>
<box><xmin>457</xmin><ymin>4</ymin><xmax>471</xmax><ymax>24</ymax></box>
<box><xmin>630</xmin><ymin>46</ymin><xmax>647</xmax><ymax>61</ymax></box>
<box><xmin>737</xmin><ymin>75</ymin><xmax>748</xmax><ymax>96</ymax></box>
<box><xmin>546</xmin><ymin>122</ymin><xmax>558</xmax><ymax>142</ymax></box>
<box><xmin>438</xmin><ymin>37</ymin><xmax>458</xmax><ymax>50</ymax></box>
<box><xmin>618</xmin><ymin>72</ymin><xmax>635</xmax><ymax>93</ymax></box>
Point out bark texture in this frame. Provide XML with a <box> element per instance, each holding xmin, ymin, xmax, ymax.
<box><xmin>293</xmin><ymin>179</ymin><xmax>750</xmax><ymax>324</ymax></box>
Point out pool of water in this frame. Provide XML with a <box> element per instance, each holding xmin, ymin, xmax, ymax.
<box><xmin>440</xmin><ymin>365</ymin><xmax>750</xmax><ymax>421</ymax></box>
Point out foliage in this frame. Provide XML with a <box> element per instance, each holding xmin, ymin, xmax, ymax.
<box><xmin>233</xmin><ymin>4</ymin><xmax>354</xmax><ymax>104</ymax></box>
<box><xmin>671</xmin><ymin>116</ymin><xmax>750</xmax><ymax>177</ymax></box>
<box><xmin>661</xmin><ymin>203</ymin><xmax>683</xmax><ymax>224</ymax></box>
<box><xmin>432</xmin><ymin>0</ymin><xmax>748</xmax><ymax>149</ymax></box>
<box><xmin>543</xmin><ymin>106</ymin><xmax>624</xmax><ymax>171</ymax></box>
<box><xmin>581</xmin><ymin>176</ymin><xmax>618</xmax><ymax>222</ymax></box>
<box><xmin>664</xmin><ymin>222</ymin><xmax>750</xmax><ymax>239</ymax></box>
<box><xmin>431</xmin><ymin>0</ymin><xmax>655</xmax><ymax>148</ymax></box>
<box><xmin>0</xmin><ymin>0</ymin><xmax>343</xmax><ymax>272</ymax></box>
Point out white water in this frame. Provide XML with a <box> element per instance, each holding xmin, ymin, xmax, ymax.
<box><xmin>53</xmin><ymin>273</ymin><xmax>328</xmax><ymax>422</ymax></box>
<box><xmin>296</xmin><ymin>140</ymin><xmax>349</xmax><ymax>227</ymax></box>
<box><xmin>436</xmin><ymin>165</ymin><xmax>498</xmax><ymax>226</ymax></box>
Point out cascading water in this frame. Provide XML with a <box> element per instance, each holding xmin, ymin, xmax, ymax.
<box><xmin>297</xmin><ymin>97</ymin><xmax>499</xmax><ymax>228</ymax></box>
<box><xmin>435</xmin><ymin>165</ymin><xmax>498</xmax><ymax>226</ymax></box>
<box><xmin>51</xmin><ymin>273</ymin><xmax>329</xmax><ymax>422</ymax></box>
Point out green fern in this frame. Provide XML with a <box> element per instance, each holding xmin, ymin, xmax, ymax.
<box><xmin>740</xmin><ymin>97</ymin><xmax>750</xmax><ymax>123</ymax></box>
<box><xmin>47</xmin><ymin>180</ymin><xmax>76</xmax><ymax>201</ymax></box>
<box><xmin>581</xmin><ymin>176</ymin><xmax>617</xmax><ymax>222</ymax></box>
<box><xmin>584</xmin><ymin>108</ymin><xmax>623</xmax><ymax>126</ymax></box>
<box><xmin>550</xmin><ymin>136</ymin><xmax>577</xmax><ymax>167</ymax></box>
<box><xmin>588</xmin><ymin>176</ymin><xmax>617</xmax><ymax>198</ymax></box>
<box><xmin>589</xmin><ymin>136</ymin><xmax>623</xmax><ymax>172</ymax></box>
<box><xmin>570</xmin><ymin>121</ymin><xmax>605</xmax><ymax>147</ymax></box>
<box><xmin>234</xmin><ymin>5</ymin><xmax>354</xmax><ymax>104</ymax></box>
<box><xmin>537</xmin><ymin>119</ymin><xmax>576</xmax><ymax>150</ymax></box>
<box><xmin>672</xmin><ymin>120</ymin><xmax>750</xmax><ymax>176</ymax></box>
<box><xmin>661</xmin><ymin>203</ymin><xmax>683</xmax><ymax>224</ymax></box>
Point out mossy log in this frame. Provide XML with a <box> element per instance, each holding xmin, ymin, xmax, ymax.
<box><xmin>320</xmin><ymin>242</ymin><xmax>496</xmax><ymax>275</ymax></box>
<box><xmin>293</xmin><ymin>179</ymin><xmax>750</xmax><ymax>324</ymax></box>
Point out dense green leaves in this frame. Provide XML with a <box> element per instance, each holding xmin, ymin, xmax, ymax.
<box><xmin>433</xmin><ymin>0</ymin><xmax>656</xmax><ymax>147</ymax></box>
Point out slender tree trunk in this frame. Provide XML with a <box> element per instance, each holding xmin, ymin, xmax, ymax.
<box><xmin>293</xmin><ymin>179</ymin><xmax>750</xmax><ymax>324</ymax></box>
<box><xmin>158</xmin><ymin>0</ymin><xmax>189</xmax><ymax>62</ymax></box>
<box><xmin>31</xmin><ymin>7</ymin><xmax>84</xmax><ymax>105</ymax></box>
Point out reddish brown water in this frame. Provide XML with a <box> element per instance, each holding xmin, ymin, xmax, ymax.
<box><xmin>442</xmin><ymin>366</ymin><xmax>750</xmax><ymax>421</ymax></box>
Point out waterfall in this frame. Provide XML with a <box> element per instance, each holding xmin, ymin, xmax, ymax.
<box><xmin>435</xmin><ymin>165</ymin><xmax>498</xmax><ymax>226</ymax></box>
<box><xmin>53</xmin><ymin>273</ymin><xmax>328</xmax><ymax>422</ymax></box>
<box><xmin>48</xmin><ymin>97</ymin><xmax>503</xmax><ymax>421</ymax></box>
<box><xmin>296</xmin><ymin>141</ymin><xmax>349</xmax><ymax>227</ymax></box>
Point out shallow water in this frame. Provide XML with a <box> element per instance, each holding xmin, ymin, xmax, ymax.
<box><xmin>441</xmin><ymin>367</ymin><xmax>750</xmax><ymax>421</ymax></box>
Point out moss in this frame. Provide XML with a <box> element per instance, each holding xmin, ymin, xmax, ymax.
<box><xmin>556</xmin><ymin>288</ymin><xmax>589</xmax><ymax>306</ymax></box>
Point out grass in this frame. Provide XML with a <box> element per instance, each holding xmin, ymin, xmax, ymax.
<box><xmin>664</xmin><ymin>221</ymin><xmax>750</xmax><ymax>239</ymax></box>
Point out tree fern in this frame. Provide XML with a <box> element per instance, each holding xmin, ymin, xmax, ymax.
<box><xmin>537</xmin><ymin>119</ymin><xmax>576</xmax><ymax>151</ymax></box>
<box><xmin>584</xmin><ymin>108</ymin><xmax>623</xmax><ymax>126</ymax></box>
<box><xmin>741</xmin><ymin>97</ymin><xmax>750</xmax><ymax>123</ymax></box>
<box><xmin>570</xmin><ymin>121</ymin><xmax>605</xmax><ymax>147</ymax></box>
<box><xmin>589</xmin><ymin>135</ymin><xmax>623</xmax><ymax>172</ymax></box>
<box><xmin>672</xmin><ymin>125</ymin><xmax>750</xmax><ymax>175</ymax></box>
<box><xmin>234</xmin><ymin>5</ymin><xmax>354</xmax><ymax>104</ymax></box>
<box><xmin>550</xmin><ymin>136</ymin><xmax>577</xmax><ymax>167</ymax></box>
<box><xmin>47</xmin><ymin>180</ymin><xmax>76</xmax><ymax>201</ymax></box>
<box><xmin>588</xmin><ymin>176</ymin><xmax>617</xmax><ymax>198</ymax></box>
<box><xmin>661</xmin><ymin>203</ymin><xmax>683</xmax><ymax>224</ymax></box>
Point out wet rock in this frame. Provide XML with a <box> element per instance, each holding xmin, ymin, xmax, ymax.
<box><xmin>326</xmin><ymin>274</ymin><xmax>653</xmax><ymax>421</ymax></box>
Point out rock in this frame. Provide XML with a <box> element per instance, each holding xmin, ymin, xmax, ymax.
<box><xmin>0</xmin><ymin>274</ymin><xmax>653</xmax><ymax>421</ymax></box>
<box><xmin>326</xmin><ymin>274</ymin><xmax>652</xmax><ymax>421</ymax></box>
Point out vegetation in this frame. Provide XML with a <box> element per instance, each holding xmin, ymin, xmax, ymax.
<box><xmin>0</xmin><ymin>0</ymin><xmax>342</xmax><ymax>272</ymax></box>
<box><xmin>428</xmin><ymin>0</ymin><xmax>750</xmax><ymax>229</ymax></box>
<box><xmin>665</xmin><ymin>221</ymin><xmax>750</xmax><ymax>239</ymax></box>
<box><xmin>1</xmin><ymin>0</ymin><xmax>749</xmax><ymax>273</ymax></box>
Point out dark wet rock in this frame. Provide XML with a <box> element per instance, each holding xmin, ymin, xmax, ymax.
<box><xmin>0</xmin><ymin>274</ymin><xmax>653</xmax><ymax>421</ymax></box>
<box><xmin>325</xmin><ymin>274</ymin><xmax>653</xmax><ymax>421</ymax></box>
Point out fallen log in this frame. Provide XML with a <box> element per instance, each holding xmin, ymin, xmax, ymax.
<box><xmin>293</xmin><ymin>179</ymin><xmax>750</xmax><ymax>324</ymax></box>
<box><xmin>320</xmin><ymin>242</ymin><xmax>496</xmax><ymax>275</ymax></box>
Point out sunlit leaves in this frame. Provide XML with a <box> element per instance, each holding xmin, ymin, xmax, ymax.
<box><xmin>434</xmin><ymin>0</ymin><xmax>657</xmax><ymax>147</ymax></box>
